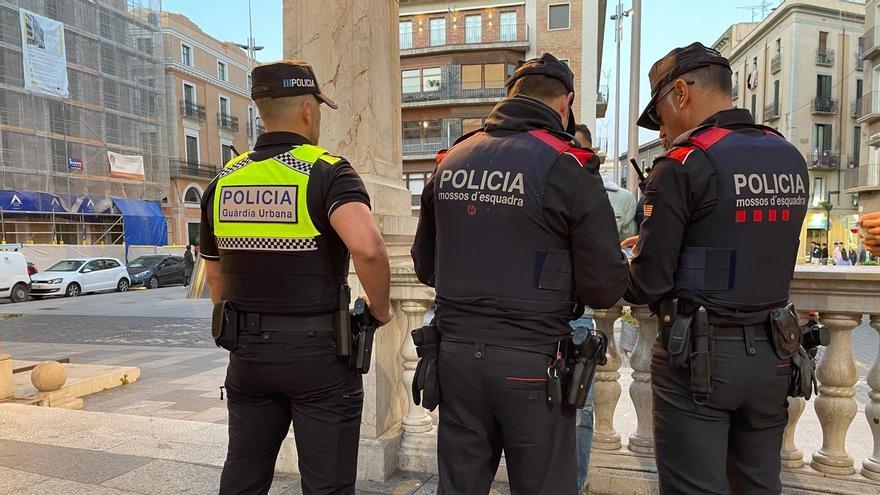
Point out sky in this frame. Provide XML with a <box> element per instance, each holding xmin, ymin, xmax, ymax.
<box><xmin>162</xmin><ymin>0</ymin><xmax>778</xmax><ymax>151</ymax></box>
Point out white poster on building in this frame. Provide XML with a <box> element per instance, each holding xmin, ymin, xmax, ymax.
<box><xmin>108</xmin><ymin>151</ymin><xmax>145</xmax><ymax>181</ymax></box>
<box><xmin>19</xmin><ymin>8</ymin><xmax>69</xmax><ymax>98</ymax></box>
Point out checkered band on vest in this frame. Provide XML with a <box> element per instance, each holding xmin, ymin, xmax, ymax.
<box><xmin>273</xmin><ymin>152</ymin><xmax>314</xmax><ymax>175</ymax></box>
<box><xmin>216</xmin><ymin>156</ymin><xmax>254</xmax><ymax>179</ymax></box>
<box><xmin>216</xmin><ymin>236</ymin><xmax>318</xmax><ymax>252</ymax></box>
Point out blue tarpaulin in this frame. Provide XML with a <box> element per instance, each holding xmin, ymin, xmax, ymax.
<box><xmin>0</xmin><ymin>190</ymin><xmax>68</xmax><ymax>212</ymax></box>
<box><xmin>111</xmin><ymin>198</ymin><xmax>168</xmax><ymax>246</ymax></box>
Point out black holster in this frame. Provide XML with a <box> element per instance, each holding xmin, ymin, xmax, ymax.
<box><xmin>411</xmin><ymin>324</ymin><xmax>441</xmax><ymax>411</ymax></box>
<box><xmin>690</xmin><ymin>307</ymin><xmax>712</xmax><ymax>404</ymax></box>
<box><xmin>789</xmin><ymin>347</ymin><xmax>818</xmax><ymax>400</ymax></box>
<box><xmin>563</xmin><ymin>329</ymin><xmax>608</xmax><ymax>408</ymax></box>
<box><xmin>349</xmin><ymin>299</ymin><xmax>380</xmax><ymax>374</ymax></box>
<box><xmin>211</xmin><ymin>300</ymin><xmax>238</xmax><ymax>352</ymax></box>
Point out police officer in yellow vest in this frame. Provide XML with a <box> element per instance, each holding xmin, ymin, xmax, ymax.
<box><xmin>200</xmin><ymin>61</ymin><xmax>392</xmax><ymax>495</ymax></box>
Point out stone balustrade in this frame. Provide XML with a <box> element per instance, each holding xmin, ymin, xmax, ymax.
<box><xmin>385</xmin><ymin>264</ymin><xmax>880</xmax><ymax>493</ymax></box>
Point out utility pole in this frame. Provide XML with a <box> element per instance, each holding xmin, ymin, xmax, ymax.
<box><xmin>610</xmin><ymin>2</ymin><xmax>631</xmax><ymax>184</ymax></box>
<box><xmin>626</xmin><ymin>0</ymin><xmax>641</xmax><ymax>194</ymax></box>
<box><xmin>235</xmin><ymin>0</ymin><xmax>264</xmax><ymax>138</ymax></box>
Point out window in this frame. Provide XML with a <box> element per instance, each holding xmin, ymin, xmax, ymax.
<box><xmin>430</xmin><ymin>18</ymin><xmax>446</xmax><ymax>46</ymax></box>
<box><xmin>402</xmin><ymin>69</ymin><xmax>421</xmax><ymax>93</ymax></box>
<box><xmin>817</xmin><ymin>75</ymin><xmax>832</xmax><ymax>99</ymax></box>
<box><xmin>181</xmin><ymin>44</ymin><xmax>192</xmax><ymax>66</ymax></box>
<box><xmin>853</xmin><ymin>126</ymin><xmax>861</xmax><ymax>166</ymax></box>
<box><xmin>751</xmin><ymin>94</ymin><xmax>757</xmax><ymax>118</ymax></box>
<box><xmin>222</xmin><ymin>143</ymin><xmax>235</xmax><ymax>164</ymax></box>
<box><xmin>402</xmin><ymin>120</ymin><xmax>441</xmax><ymax>141</ymax></box>
<box><xmin>399</xmin><ymin>20</ymin><xmax>413</xmax><ymax>49</ymax></box>
<box><xmin>814</xmin><ymin>123</ymin><xmax>832</xmax><ymax>153</ymax></box>
<box><xmin>183</xmin><ymin>83</ymin><xmax>195</xmax><ymax>105</ymax></box>
<box><xmin>422</xmin><ymin>67</ymin><xmax>441</xmax><ymax>91</ymax></box>
<box><xmin>507</xmin><ymin>63</ymin><xmax>517</xmax><ymax>79</ymax></box>
<box><xmin>184</xmin><ymin>187</ymin><xmax>202</xmax><ymax>204</ymax></box>
<box><xmin>187</xmin><ymin>222</ymin><xmax>201</xmax><ymax>246</ymax></box>
<box><xmin>217</xmin><ymin>61</ymin><xmax>227</xmax><ymax>81</ymax></box>
<box><xmin>484</xmin><ymin>64</ymin><xmax>505</xmax><ymax>88</ymax></box>
<box><xmin>500</xmin><ymin>12</ymin><xmax>518</xmax><ymax>41</ymax></box>
<box><xmin>219</xmin><ymin>96</ymin><xmax>230</xmax><ymax>117</ymax></box>
<box><xmin>548</xmin><ymin>4</ymin><xmax>570</xmax><ymax>30</ymax></box>
<box><xmin>812</xmin><ymin>177</ymin><xmax>824</xmax><ymax>207</ymax></box>
<box><xmin>462</xmin><ymin>64</ymin><xmax>482</xmax><ymax>90</ymax></box>
<box><xmin>775</xmin><ymin>38</ymin><xmax>781</xmax><ymax>54</ymax></box>
<box><xmin>105</xmin><ymin>260</ymin><xmax>120</xmax><ymax>269</ymax></box>
<box><xmin>185</xmin><ymin>134</ymin><xmax>199</xmax><ymax>163</ymax></box>
<box><xmin>819</xmin><ymin>31</ymin><xmax>828</xmax><ymax>52</ymax></box>
<box><xmin>403</xmin><ymin>172</ymin><xmax>432</xmax><ymax>206</ymax></box>
<box><xmin>247</xmin><ymin>74</ymin><xmax>252</xmax><ymax>91</ymax></box>
<box><xmin>462</xmin><ymin>118</ymin><xmax>484</xmax><ymax>135</ymax></box>
<box><xmin>465</xmin><ymin>15</ymin><xmax>482</xmax><ymax>44</ymax></box>
<box><xmin>773</xmin><ymin>80</ymin><xmax>780</xmax><ymax>106</ymax></box>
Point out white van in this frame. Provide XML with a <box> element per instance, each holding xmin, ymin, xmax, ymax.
<box><xmin>0</xmin><ymin>244</ymin><xmax>31</xmax><ymax>303</ymax></box>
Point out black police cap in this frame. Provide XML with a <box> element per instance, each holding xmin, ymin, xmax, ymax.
<box><xmin>637</xmin><ymin>42</ymin><xmax>731</xmax><ymax>130</ymax></box>
<box><xmin>505</xmin><ymin>53</ymin><xmax>575</xmax><ymax>94</ymax></box>
<box><xmin>251</xmin><ymin>61</ymin><xmax>337</xmax><ymax>109</ymax></box>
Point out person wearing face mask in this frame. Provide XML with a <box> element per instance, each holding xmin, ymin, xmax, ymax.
<box><xmin>411</xmin><ymin>53</ymin><xmax>628</xmax><ymax>494</ymax></box>
<box><xmin>624</xmin><ymin>43</ymin><xmax>809</xmax><ymax>494</ymax></box>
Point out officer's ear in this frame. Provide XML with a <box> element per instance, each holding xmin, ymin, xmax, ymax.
<box><xmin>673</xmin><ymin>79</ymin><xmax>690</xmax><ymax>108</ymax></box>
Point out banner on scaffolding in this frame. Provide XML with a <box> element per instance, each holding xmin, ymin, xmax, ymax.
<box><xmin>108</xmin><ymin>151</ymin><xmax>145</xmax><ymax>181</ymax></box>
<box><xmin>19</xmin><ymin>8</ymin><xmax>69</xmax><ymax>98</ymax></box>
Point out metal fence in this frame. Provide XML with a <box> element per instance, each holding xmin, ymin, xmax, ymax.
<box><xmin>169</xmin><ymin>159</ymin><xmax>218</xmax><ymax>179</ymax></box>
<box><xmin>400</xmin><ymin>23</ymin><xmax>528</xmax><ymax>51</ymax></box>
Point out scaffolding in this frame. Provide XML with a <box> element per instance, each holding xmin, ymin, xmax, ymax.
<box><xmin>0</xmin><ymin>0</ymin><xmax>167</xmax><ymax>246</ymax></box>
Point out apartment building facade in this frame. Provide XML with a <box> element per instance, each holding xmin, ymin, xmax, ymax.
<box><xmin>161</xmin><ymin>12</ymin><xmax>261</xmax><ymax>246</ymax></box>
<box><xmin>0</xmin><ymin>0</ymin><xmax>167</xmax><ymax>245</ymax></box>
<box><xmin>398</xmin><ymin>0</ymin><xmax>607</xmax><ymax>213</ymax></box>
<box><xmin>854</xmin><ymin>0</ymin><xmax>880</xmax><ymax>214</ymax></box>
<box><xmin>714</xmin><ymin>0</ymin><xmax>865</xmax><ymax>257</ymax></box>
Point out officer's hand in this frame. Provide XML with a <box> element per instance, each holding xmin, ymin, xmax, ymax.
<box><xmin>359</xmin><ymin>295</ymin><xmax>393</xmax><ymax>326</ymax></box>
<box><xmin>621</xmin><ymin>236</ymin><xmax>640</xmax><ymax>256</ymax></box>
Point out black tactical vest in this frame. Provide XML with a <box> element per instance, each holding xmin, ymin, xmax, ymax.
<box><xmin>432</xmin><ymin>129</ymin><xmax>594</xmax><ymax>342</ymax></box>
<box><xmin>669</xmin><ymin>125</ymin><xmax>809</xmax><ymax>316</ymax></box>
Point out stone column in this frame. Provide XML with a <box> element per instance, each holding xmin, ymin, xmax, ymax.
<box><xmin>283</xmin><ymin>0</ymin><xmax>416</xmax><ymax>257</ymax></box>
<box><xmin>862</xmin><ymin>314</ymin><xmax>880</xmax><ymax>481</ymax></box>
<box><xmin>0</xmin><ymin>353</ymin><xmax>13</xmax><ymax>400</ymax></box>
<box><xmin>811</xmin><ymin>312</ymin><xmax>861</xmax><ymax>475</ymax></box>
<box><xmin>628</xmin><ymin>306</ymin><xmax>657</xmax><ymax>454</ymax></box>
<box><xmin>781</xmin><ymin>397</ymin><xmax>806</xmax><ymax>470</ymax></box>
<box><xmin>592</xmin><ymin>307</ymin><xmax>623</xmax><ymax>451</ymax></box>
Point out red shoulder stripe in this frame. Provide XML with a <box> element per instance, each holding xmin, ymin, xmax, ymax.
<box><xmin>666</xmin><ymin>145</ymin><xmax>696</xmax><ymax>163</ymax></box>
<box><xmin>435</xmin><ymin>149</ymin><xmax>448</xmax><ymax>165</ymax></box>
<box><xmin>564</xmin><ymin>147</ymin><xmax>595</xmax><ymax>167</ymax></box>
<box><xmin>690</xmin><ymin>127</ymin><xmax>732</xmax><ymax>150</ymax></box>
<box><xmin>528</xmin><ymin>129</ymin><xmax>570</xmax><ymax>154</ymax></box>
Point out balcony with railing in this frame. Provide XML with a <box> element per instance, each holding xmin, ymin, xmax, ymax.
<box><xmin>816</xmin><ymin>48</ymin><xmax>834</xmax><ymax>66</ymax></box>
<box><xmin>853</xmin><ymin>98</ymin><xmax>865</xmax><ymax>119</ymax></box>
<box><xmin>402</xmin><ymin>136</ymin><xmax>453</xmax><ymax>158</ymax></box>
<box><xmin>844</xmin><ymin>163</ymin><xmax>880</xmax><ymax>192</ymax></box>
<box><xmin>811</xmin><ymin>97</ymin><xmax>839</xmax><ymax>115</ymax></box>
<box><xmin>858</xmin><ymin>92</ymin><xmax>880</xmax><ymax>124</ymax></box>
<box><xmin>764</xmin><ymin>101</ymin><xmax>780</xmax><ymax>121</ymax></box>
<box><xmin>217</xmin><ymin>113</ymin><xmax>239</xmax><ymax>132</ymax></box>
<box><xmin>857</xmin><ymin>53</ymin><xmax>865</xmax><ymax>71</ymax></box>
<box><xmin>169</xmin><ymin>158</ymin><xmax>218</xmax><ymax>179</ymax></box>
<box><xmin>400</xmin><ymin>23</ymin><xmax>529</xmax><ymax>55</ymax></box>
<box><xmin>384</xmin><ymin>265</ymin><xmax>880</xmax><ymax>494</ymax></box>
<box><xmin>861</xmin><ymin>27</ymin><xmax>880</xmax><ymax>61</ymax></box>
<box><xmin>770</xmin><ymin>53</ymin><xmax>781</xmax><ymax>74</ymax></box>
<box><xmin>807</xmin><ymin>151</ymin><xmax>840</xmax><ymax>170</ymax></box>
<box><xmin>180</xmin><ymin>100</ymin><xmax>205</xmax><ymax>121</ymax></box>
<box><xmin>402</xmin><ymin>85</ymin><xmax>506</xmax><ymax>106</ymax></box>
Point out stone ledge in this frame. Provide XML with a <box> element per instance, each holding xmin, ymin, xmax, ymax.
<box><xmin>8</xmin><ymin>360</ymin><xmax>140</xmax><ymax>409</ymax></box>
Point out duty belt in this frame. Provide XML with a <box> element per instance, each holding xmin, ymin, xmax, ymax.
<box><xmin>237</xmin><ymin>312</ymin><xmax>335</xmax><ymax>334</ymax></box>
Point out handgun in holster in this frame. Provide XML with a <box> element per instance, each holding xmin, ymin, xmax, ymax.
<box><xmin>563</xmin><ymin>329</ymin><xmax>608</xmax><ymax>408</ymax></box>
<box><xmin>350</xmin><ymin>299</ymin><xmax>380</xmax><ymax>374</ymax></box>
<box><xmin>770</xmin><ymin>304</ymin><xmax>828</xmax><ymax>400</ymax></box>
<box><xmin>411</xmin><ymin>323</ymin><xmax>441</xmax><ymax>411</ymax></box>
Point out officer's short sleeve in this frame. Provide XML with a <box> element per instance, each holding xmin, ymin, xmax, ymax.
<box><xmin>309</xmin><ymin>158</ymin><xmax>371</xmax><ymax>235</ymax></box>
<box><xmin>199</xmin><ymin>180</ymin><xmax>220</xmax><ymax>260</ymax></box>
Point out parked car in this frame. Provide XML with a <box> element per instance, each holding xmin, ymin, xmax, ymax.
<box><xmin>27</xmin><ymin>262</ymin><xmax>37</xmax><ymax>276</ymax></box>
<box><xmin>30</xmin><ymin>257</ymin><xmax>130</xmax><ymax>299</ymax></box>
<box><xmin>127</xmin><ymin>255</ymin><xmax>185</xmax><ymax>289</ymax></box>
<box><xmin>0</xmin><ymin>247</ymin><xmax>31</xmax><ymax>303</ymax></box>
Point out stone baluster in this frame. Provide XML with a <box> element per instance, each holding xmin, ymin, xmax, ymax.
<box><xmin>592</xmin><ymin>307</ymin><xmax>623</xmax><ymax>450</ymax></box>
<box><xmin>399</xmin><ymin>301</ymin><xmax>433</xmax><ymax>436</ymax></box>
<box><xmin>781</xmin><ymin>397</ymin><xmax>807</xmax><ymax>470</ymax></box>
<box><xmin>628</xmin><ymin>306</ymin><xmax>658</xmax><ymax>454</ymax></box>
<box><xmin>862</xmin><ymin>314</ymin><xmax>880</xmax><ymax>481</ymax></box>
<box><xmin>811</xmin><ymin>312</ymin><xmax>861</xmax><ymax>475</ymax></box>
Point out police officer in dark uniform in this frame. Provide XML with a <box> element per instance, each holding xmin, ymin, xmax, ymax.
<box><xmin>200</xmin><ymin>61</ymin><xmax>392</xmax><ymax>495</ymax></box>
<box><xmin>625</xmin><ymin>43</ymin><xmax>809</xmax><ymax>494</ymax></box>
<box><xmin>412</xmin><ymin>53</ymin><xmax>629</xmax><ymax>494</ymax></box>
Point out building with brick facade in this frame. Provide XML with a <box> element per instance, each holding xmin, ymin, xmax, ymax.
<box><xmin>398</xmin><ymin>0</ymin><xmax>607</xmax><ymax>213</ymax></box>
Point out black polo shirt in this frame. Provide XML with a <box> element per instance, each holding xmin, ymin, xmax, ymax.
<box><xmin>200</xmin><ymin>132</ymin><xmax>370</xmax><ymax>314</ymax></box>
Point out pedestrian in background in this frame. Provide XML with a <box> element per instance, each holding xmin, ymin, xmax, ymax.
<box><xmin>183</xmin><ymin>245</ymin><xmax>194</xmax><ymax>288</ymax></box>
<box><xmin>849</xmin><ymin>245</ymin><xmax>858</xmax><ymax>266</ymax></box>
<box><xmin>821</xmin><ymin>243</ymin><xmax>829</xmax><ymax>265</ymax></box>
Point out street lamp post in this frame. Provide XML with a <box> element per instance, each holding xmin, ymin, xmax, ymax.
<box><xmin>234</xmin><ymin>0</ymin><xmax>263</xmax><ymax>139</ymax></box>
<box><xmin>610</xmin><ymin>1</ymin><xmax>631</xmax><ymax>185</ymax></box>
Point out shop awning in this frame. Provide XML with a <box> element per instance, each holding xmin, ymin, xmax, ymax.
<box><xmin>111</xmin><ymin>198</ymin><xmax>168</xmax><ymax>246</ymax></box>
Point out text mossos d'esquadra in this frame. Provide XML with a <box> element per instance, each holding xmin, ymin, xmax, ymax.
<box><xmin>436</xmin><ymin>169</ymin><xmax>526</xmax><ymax>207</ymax></box>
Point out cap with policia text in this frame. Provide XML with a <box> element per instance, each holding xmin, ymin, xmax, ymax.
<box><xmin>505</xmin><ymin>53</ymin><xmax>576</xmax><ymax>133</ymax></box>
<box><xmin>637</xmin><ymin>42</ymin><xmax>731</xmax><ymax>131</ymax></box>
<box><xmin>251</xmin><ymin>61</ymin><xmax>338</xmax><ymax>109</ymax></box>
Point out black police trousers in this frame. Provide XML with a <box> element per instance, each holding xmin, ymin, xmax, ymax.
<box><xmin>652</xmin><ymin>332</ymin><xmax>791</xmax><ymax>495</ymax></box>
<box><xmin>219</xmin><ymin>329</ymin><xmax>363</xmax><ymax>495</ymax></box>
<box><xmin>437</xmin><ymin>341</ymin><xmax>578</xmax><ymax>495</ymax></box>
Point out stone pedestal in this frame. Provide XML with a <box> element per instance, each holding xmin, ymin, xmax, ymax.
<box><xmin>0</xmin><ymin>353</ymin><xmax>13</xmax><ymax>400</ymax></box>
